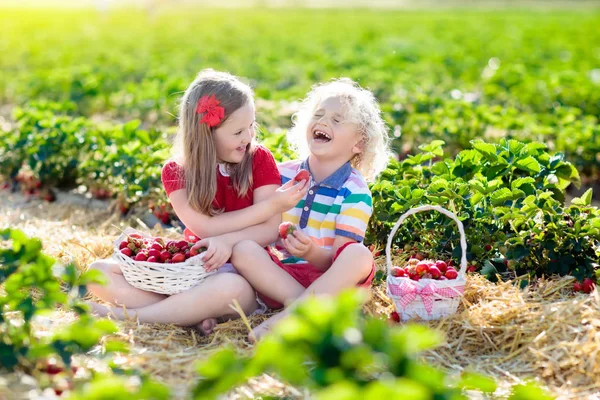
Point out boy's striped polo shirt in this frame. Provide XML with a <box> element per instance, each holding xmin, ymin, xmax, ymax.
<box><xmin>276</xmin><ymin>158</ymin><xmax>373</xmax><ymax>264</ymax></box>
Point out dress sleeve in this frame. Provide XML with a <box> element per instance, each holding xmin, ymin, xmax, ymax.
<box><xmin>252</xmin><ymin>145</ymin><xmax>282</xmax><ymax>188</ymax></box>
<box><xmin>161</xmin><ymin>160</ymin><xmax>186</xmax><ymax>196</ymax></box>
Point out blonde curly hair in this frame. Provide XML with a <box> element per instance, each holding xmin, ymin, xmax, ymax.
<box><xmin>287</xmin><ymin>78</ymin><xmax>392</xmax><ymax>182</ymax></box>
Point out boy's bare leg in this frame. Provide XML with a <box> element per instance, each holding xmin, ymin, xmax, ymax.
<box><xmin>250</xmin><ymin>243</ymin><xmax>373</xmax><ymax>341</ymax></box>
<box><xmin>89</xmin><ymin>272</ymin><xmax>258</xmax><ymax>335</ymax></box>
<box><xmin>231</xmin><ymin>240</ymin><xmax>306</xmax><ymax>307</ymax></box>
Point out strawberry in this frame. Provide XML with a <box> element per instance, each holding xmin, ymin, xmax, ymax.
<box><xmin>583</xmin><ymin>278</ymin><xmax>595</xmax><ymax>294</ymax></box>
<box><xmin>279</xmin><ymin>222</ymin><xmax>296</xmax><ymax>239</ymax></box>
<box><xmin>119</xmin><ymin>241</ymin><xmax>129</xmax><ymax>250</ymax></box>
<box><xmin>134</xmin><ymin>253</ymin><xmax>148</xmax><ymax>262</ymax></box>
<box><xmin>390</xmin><ymin>311</ymin><xmax>400</xmax><ymax>323</ymax></box>
<box><xmin>184</xmin><ymin>250</ymin><xmax>191</xmax><ymax>259</ymax></box>
<box><xmin>485</xmin><ymin>244</ymin><xmax>493</xmax><ymax>251</ymax></box>
<box><xmin>415</xmin><ymin>262</ymin><xmax>429</xmax><ymax>275</ymax></box>
<box><xmin>176</xmin><ymin>240</ymin><xmax>189</xmax><ymax>250</ymax></box>
<box><xmin>434</xmin><ymin>260</ymin><xmax>447</xmax><ymax>273</ymax></box>
<box><xmin>45</xmin><ymin>361</ymin><xmax>63</xmax><ymax>375</ymax></box>
<box><xmin>129</xmin><ymin>233</ymin><xmax>143</xmax><ymax>239</ymax></box>
<box><xmin>408</xmin><ymin>272</ymin><xmax>421</xmax><ymax>281</ymax></box>
<box><xmin>166</xmin><ymin>241</ymin><xmax>179</xmax><ymax>253</ymax></box>
<box><xmin>148</xmin><ymin>249</ymin><xmax>161</xmax><ymax>259</ymax></box>
<box><xmin>414</xmin><ymin>253</ymin><xmax>425</xmax><ymax>261</ymax></box>
<box><xmin>467</xmin><ymin>265</ymin><xmax>477</xmax><ymax>273</ymax></box>
<box><xmin>428</xmin><ymin>266</ymin><xmax>442</xmax><ymax>279</ymax></box>
<box><xmin>147</xmin><ymin>256</ymin><xmax>159</xmax><ymax>263</ymax></box>
<box><xmin>188</xmin><ymin>235</ymin><xmax>199</xmax><ymax>243</ymax></box>
<box><xmin>293</xmin><ymin>169</ymin><xmax>310</xmax><ymax>183</ymax></box>
<box><xmin>159</xmin><ymin>212</ymin><xmax>170</xmax><ymax>224</ymax></box>
<box><xmin>573</xmin><ymin>282</ymin><xmax>583</xmax><ymax>292</ymax></box>
<box><xmin>150</xmin><ymin>243</ymin><xmax>163</xmax><ymax>251</ymax></box>
<box><xmin>160</xmin><ymin>250</ymin><xmax>171</xmax><ymax>262</ymax></box>
<box><xmin>172</xmin><ymin>253</ymin><xmax>185</xmax><ymax>263</ymax></box>
<box><xmin>407</xmin><ymin>258</ymin><xmax>419</xmax><ymax>266</ymax></box>
<box><xmin>391</xmin><ymin>267</ymin><xmax>405</xmax><ymax>277</ymax></box>
<box><xmin>120</xmin><ymin>248</ymin><xmax>133</xmax><ymax>257</ymax></box>
<box><xmin>191</xmin><ymin>246</ymin><xmax>207</xmax><ymax>257</ymax></box>
<box><xmin>445</xmin><ymin>268</ymin><xmax>458</xmax><ymax>280</ymax></box>
<box><xmin>153</xmin><ymin>237</ymin><xmax>165</xmax><ymax>246</ymax></box>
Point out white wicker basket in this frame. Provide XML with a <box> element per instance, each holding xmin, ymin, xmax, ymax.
<box><xmin>386</xmin><ymin>205</ymin><xmax>467</xmax><ymax>321</ymax></box>
<box><xmin>112</xmin><ymin>228</ymin><xmax>215</xmax><ymax>295</ymax></box>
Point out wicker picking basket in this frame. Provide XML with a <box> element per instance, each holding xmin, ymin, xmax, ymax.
<box><xmin>112</xmin><ymin>228</ymin><xmax>215</xmax><ymax>295</ymax></box>
<box><xmin>385</xmin><ymin>205</ymin><xmax>467</xmax><ymax>321</ymax></box>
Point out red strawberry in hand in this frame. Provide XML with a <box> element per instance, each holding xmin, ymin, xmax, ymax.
<box><xmin>279</xmin><ymin>222</ymin><xmax>296</xmax><ymax>239</ymax></box>
<box><xmin>190</xmin><ymin>246</ymin><xmax>207</xmax><ymax>257</ymax></box>
<box><xmin>293</xmin><ymin>169</ymin><xmax>310</xmax><ymax>183</ymax></box>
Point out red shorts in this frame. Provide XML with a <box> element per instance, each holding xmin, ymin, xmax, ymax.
<box><xmin>258</xmin><ymin>242</ymin><xmax>375</xmax><ymax>309</ymax></box>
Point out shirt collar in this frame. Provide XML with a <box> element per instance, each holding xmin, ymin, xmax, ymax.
<box><xmin>301</xmin><ymin>158</ymin><xmax>352</xmax><ymax>190</ymax></box>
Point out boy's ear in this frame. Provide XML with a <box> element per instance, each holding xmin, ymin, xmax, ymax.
<box><xmin>352</xmin><ymin>137</ymin><xmax>366</xmax><ymax>155</ymax></box>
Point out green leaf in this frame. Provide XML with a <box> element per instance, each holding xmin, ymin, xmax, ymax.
<box><xmin>490</xmin><ymin>188</ymin><xmax>513</xmax><ymax>205</ymax></box>
<box><xmin>571</xmin><ymin>188</ymin><xmax>593</xmax><ymax>206</ymax></box>
<box><xmin>514</xmin><ymin>157</ymin><xmax>541</xmax><ymax>174</ymax></box>
<box><xmin>458</xmin><ymin>371</ymin><xmax>497</xmax><ymax>393</ymax></box>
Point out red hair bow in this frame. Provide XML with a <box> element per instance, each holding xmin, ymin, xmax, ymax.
<box><xmin>196</xmin><ymin>95</ymin><xmax>225</xmax><ymax>128</ymax></box>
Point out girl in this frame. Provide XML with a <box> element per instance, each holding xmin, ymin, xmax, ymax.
<box><xmin>87</xmin><ymin>69</ymin><xmax>308</xmax><ymax>334</ymax></box>
<box><xmin>230</xmin><ymin>78</ymin><xmax>393</xmax><ymax>341</ymax></box>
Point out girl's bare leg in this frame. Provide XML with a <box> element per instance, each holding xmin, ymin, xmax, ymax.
<box><xmin>87</xmin><ymin>258</ymin><xmax>166</xmax><ymax>308</ymax></box>
<box><xmin>90</xmin><ymin>272</ymin><xmax>259</xmax><ymax>334</ymax></box>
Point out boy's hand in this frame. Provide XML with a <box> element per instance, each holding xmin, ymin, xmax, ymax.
<box><xmin>193</xmin><ymin>237</ymin><xmax>232</xmax><ymax>272</ymax></box>
<box><xmin>271</xmin><ymin>179</ymin><xmax>309</xmax><ymax>213</ymax></box>
<box><xmin>282</xmin><ymin>229</ymin><xmax>313</xmax><ymax>258</ymax></box>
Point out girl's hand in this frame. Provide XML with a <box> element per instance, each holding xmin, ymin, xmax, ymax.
<box><xmin>270</xmin><ymin>179</ymin><xmax>309</xmax><ymax>213</ymax></box>
<box><xmin>282</xmin><ymin>229</ymin><xmax>313</xmax><ymax>258</ymax></box>
<box><xmin>193</xmin><ymin>237</ymin><xmax>232</xmax><ymax>272</ymax></box>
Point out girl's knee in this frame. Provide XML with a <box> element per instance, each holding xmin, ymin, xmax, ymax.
<box><xmin>214</xmin><ymin>273</ymin><xmax>255</xmax><ymax>303</ymax></box>
<box><xmin>88</xmin><ymin>259</ymin><xmax>120</xmax><ymax>274</ymax></box>
<box><xmin>231</xmin><ymin>240</ymin><xmax>262</xmax><ymax>266</ymax></box>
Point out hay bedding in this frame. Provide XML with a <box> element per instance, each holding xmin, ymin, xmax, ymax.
<box><xmin>1</xmin><ymin>190</ymin><xmax>599</xmax><ymax>399</ymax></box>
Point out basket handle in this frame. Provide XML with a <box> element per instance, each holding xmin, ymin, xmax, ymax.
<box><xmin>385</xmin><ymin>205</ymin><xmax>468</xmax><ymax>278</ymax></box>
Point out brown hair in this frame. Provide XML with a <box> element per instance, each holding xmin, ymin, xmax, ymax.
<box><xmin>172</xmin><ymin>69</ymin><xmax>255</xmax><ymax>216</ymax></box>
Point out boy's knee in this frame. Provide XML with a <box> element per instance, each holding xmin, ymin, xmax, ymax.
<box><xmin>340</xmin><ymin>244</ymin><xmax>373</xmax><ymax>275</ymax></box>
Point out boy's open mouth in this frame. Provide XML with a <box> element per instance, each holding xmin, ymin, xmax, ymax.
<box><xmin>313</xmin><ymin>129</ymin><xmax>332</xmax><ymax>143</ymax></box>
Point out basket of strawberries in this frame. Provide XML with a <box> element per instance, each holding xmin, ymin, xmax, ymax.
<box><xmin>112</xmin><ymin>228</ymin><xmax>213</xmax><ymax>295</ymax></box>
<box><xmin>386</xmin><ymin>205</ymin><xmax>467</xmax><ymax>321</ymax></box>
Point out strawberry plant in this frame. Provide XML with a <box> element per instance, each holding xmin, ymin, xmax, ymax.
<box><xmin>367</xmin><ymin>139</ymin><xmax>598</xmax><ymax>283</ymax></box>
<box><xmin>192</xmin><ymin>289</ymin><xmax>549</xmax><ymax>399</ymax></box>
